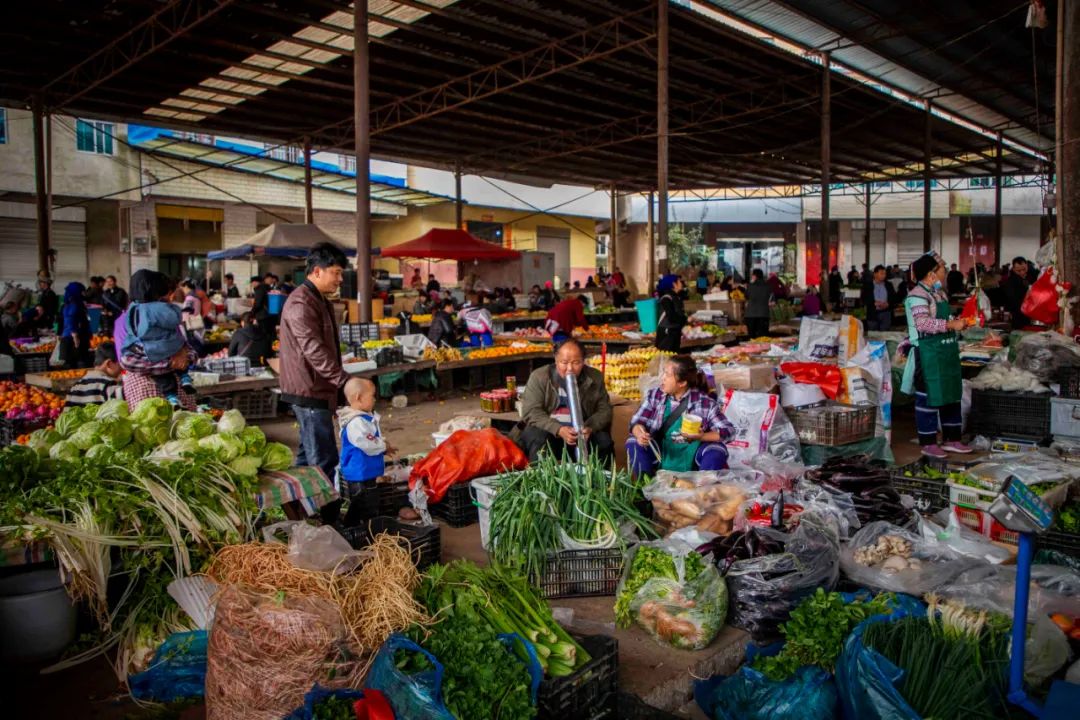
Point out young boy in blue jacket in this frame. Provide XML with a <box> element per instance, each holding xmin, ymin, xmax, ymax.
<box><xmin>337</xmin><ymin>377</ymin><xmax>397</xmax><ymax>526</ymax></box>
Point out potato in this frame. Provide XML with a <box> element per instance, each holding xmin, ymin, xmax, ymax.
<box><xmin>673</xmin><ymin>479</ymin><xmax>695</xmax><ymax>490</ymax></box>
<box><xmin>670</xmin><ymin>514</ymin><xmax>697</xmax><ymax>529</ymax></box>
<box><xmin>671</xmin><ymin>500</ymin><xmax>705</xmax><ymax>519</ymax></box>
<box><xmin>717</xmin><ymin>498</ymin><xmax>743</xmax><ymax>521</ymax></box>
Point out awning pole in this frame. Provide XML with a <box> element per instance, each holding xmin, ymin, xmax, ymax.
<box><xmin>820</xmin><ymin>52</ymin><xmax>831</xmax><ymax>287</ymax></box>
<box><xmin>303</xmin><ymin>137</ymin><xmax>314</xmax><ymax>224</ymax></box>
<box><xmin>656</xmin><ymin>0</ymin><xmax>669</xmax><ymax>275</ymax></box>
<box><xmin>454</xmin><ymin>163</ymin><xmax>463</xmax><ymax>229</ymax></box>
<box><xmin>354</xmin><ymin>0</ymin><xmax>372</xmax><ymax>322</ymax></box>
<box><xmin>923</xmin><ymin>100</ymin><xmax>933</xmax><ymax>253</ymax></box>
<box><xmin>994</xmin><ymin>131</ymin><xmax>1003</xmax><ymax>268</ymax></box>
<box><xmin>32</xmin><ymin>96</ymin><xmax>51</xmax><ymax>275</ymax></box>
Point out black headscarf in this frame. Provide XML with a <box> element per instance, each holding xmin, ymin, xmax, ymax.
<box><xmin>130</xmin><ymin>269</ymin><xmax>170</xmax><ymax>304</ymax></box>
<box><xmin>911</xmin><ymin>254</ymin><xmax>939</xmax><ymax>284</ymax></box>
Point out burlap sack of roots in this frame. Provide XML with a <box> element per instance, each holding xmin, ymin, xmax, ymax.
<box><xmin>205</xmin><ymin>586</ymin><xmax>364</xmax><ymax>720</ymax></box>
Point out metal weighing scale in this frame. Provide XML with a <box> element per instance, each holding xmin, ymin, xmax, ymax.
<box><xmin>988</xmin><ymin>476</ymin><xmax>1080</xmax><ymax>717</ymax></box>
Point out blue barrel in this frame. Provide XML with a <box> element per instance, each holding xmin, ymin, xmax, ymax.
<box><xmin>636</xmin><ymin>298</ymin><xmax>658</xmax><ymax>333</ymax></box>
<box><xmin>87</xmin><ymin>307</ymin><xmax>102</xmax><ymax>334</ymax></box>
<box><xmin>268</xmin><ymin>294</ymin><xmax>285</xmax><ymax>315</ymax></box>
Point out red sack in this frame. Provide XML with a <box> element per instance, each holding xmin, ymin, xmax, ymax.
<box><xmin>1021</xmin><ymin>269</ymin><xmax>1062</xmax><ymax>326</ymax></box>
<box><xmin>779</xmin><ymin>361</ymin><xmax>842</xmax><ymax>400</ymax></box>
<box><xmin>409</xmin><ymin>428</ymin><xmax>527</xmax><ymax>503</ymax></box>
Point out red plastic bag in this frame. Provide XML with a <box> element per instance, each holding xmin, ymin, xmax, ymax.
<box><xmin>779</xmin><ymin>362</ymin><xmax>842</xmax><ymax>400</ymax></box>
<box><xmin>1021</xmin><ymin>269</ymin><xmax>1063</xmax><ymax>326</ymax></box>
<box><xmin>353</xmin><ymin>689</ymin><xmax>395</xmax><ymax>720</ymax></box>
<box><xmin>409</xmin><ymin>429</ymin><xmax>527</xmax><ymax>503</ymax></box>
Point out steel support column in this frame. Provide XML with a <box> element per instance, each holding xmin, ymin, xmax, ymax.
<box><xmin>303</xmin><ymin>137</ymin><xmax>314</xmax><ymax>225</ymax></box>
<box><xmin>1060</xmin><ymin>0</ymin><xmax>1080</xmax><ymax>314</ymax></box>
<box><xmin>609</xmin><ymin>184</ymin><xmax>618</xmax><ymax>273</ymax></box>
<box><xmin>923</xmin><ymin>101</ymin><xmax>933</xmax><ymax>253</ymax></box>
<box><xmin>656</xmin><ymin>0</ymin><xmax>669</xmax><ymax>274</ymax></box>
<box><xmin>454</xmin><ymin>165</ymin><xmax>463</xmax><ymax>229</ymax></box>
<box><xmin>820</xmin><ymin>52</ymin><xmax>831</xmax><ymax>288</ymax></box>
<box><xmin>354</xmin><ymin>0</ymin><xmax>372</xmax><ymax>321</ymax></box>
<box><xmin>647</xmin><ymin>191</ymin><xmax>655</xmax><ymax>292</ymax></box>
<box><xmin>32</xmin><ymin>97</ymin><xmax>50</xmax><ymax>274</ymax></box>
<box><xmin>994</xmin><ymin>132</ymin><xmax>1003</xmax><ymax>268</ymax></box>
<box><xmin>864</xmin><ymin>182</ymin><xmax>871</xmax><ymax>267</ymax></box>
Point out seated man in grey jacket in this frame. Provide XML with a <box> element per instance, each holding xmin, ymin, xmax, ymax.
<box><xmin>517</xmin><ymin>339</ymin><xmax>614</xmax><ymax>463</ymax></box>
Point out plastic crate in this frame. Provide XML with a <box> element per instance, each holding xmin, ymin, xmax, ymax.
<box><xmin>352</xmin><ymin>345</ymin><xmax>405</xmax><ymax>368</ymax></box>
<box><xmin>535</xmin><ymin>548</ymin><xmax>624</xmax><ymax>599</ymax></box>
<box><xmin>208</xmin><ymin>389</ymin><xmax>279</xmax><ymax>419</ymax></box>
<box><xmin>430</xmin><ymin>482</ymin><xmax>479</xmax><ymax>527</ymax></box>
<box><xmin>948</xmin><ymin>480</ymin><xmax>998</xmax><ymax>512</ymax></box>
<box><xmin>969</xmin><ymin>389</ymin><xmax>1051</xmax><ymax>441</ymax></box>
<box><xmin>1057</xmin><ymin>366</ymin><xmax>1080</xmax><ymax>400</ymax></box>
<box><xmin>891</xmin><ymin>457</ymin><xmax>979</xmax><ymax>514</ymax></box>
<box><xmin>336</xmin><ymin>516</ymin><xmax>441</xmax><ymax>571</ymax></box>
<box><xmin>1038</xmin><ymin>529</ymin><xmax>1080</xmax><ymax>558</ymax></box>
<box><xmin>787</xmin><ymin>401</ymin><xmax>876</xmax><ymax>446</ymax></box>
<box><xmin>378</xmin><ymin>481</ymin><xmax>411</xmax><ymax>516</ymax></box>
<box><xmin>951</xmin><ymin>506</ymin><xmax>1019</xmax><ymax>545</ymax></box>
<box><xmin>537</xmin><ymin>635</ymin><xmax>618</xmax><ymax>720</ymax></box>
<box><xmin>0</xmin><ymin>416</ymin><xmax>50</xmax><ymax>448</ymax></box>
<box><xmin>202</xmin><ymin>356</ymin><xmax>250</xmax><ymax>375</ymax></box>
<box><xmin>15</xmin><ymin>353</ymin><xmax>49</xmax><ymax>374</ymax></box>
<box><xmin>341</xmin><ymin>323</ymin><xmax>380</xmax><ymax>344</ymax></box>
<box><xmin>1050</xmin><ymin>397</ymin><xmax>1080</xmax><ymax>439</ymax></box>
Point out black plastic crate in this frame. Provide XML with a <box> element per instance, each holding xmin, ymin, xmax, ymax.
<box><xmin>536</xmin><ymin>548</ymin><xmax>624</xmax><ymax>599</ymax></box>
<box><xmin>891</xmin><ymin>458</ymin><xmax>956</xmax><ymax>513</ymax></box>
<box><xmin>201</xmin><ymin>356</ymin><xmax>250</xmax><ymax>375</ymax></box>
<box><xmin>378</xmin><ymin>481</ymin><xmax>411</xmax><ymax>516</ymax></box>
<box><xmin>537</xmin><ymin>635</ymin><xmax>618</xmax><ymax>720</ymax></box>
<box><xmin>341</xmin><ymin>323</ymin><xmax>380</xmax><ymax>344</ymax></box>
<box><xmin>1057</xmin><ymin>367</ymin><xmax>1080</xmax><ymax>400</ymax></box>
<box><xmin>0</xmin><ymin>416</ymin><xmax>50</xmax><ymax>448</ymax></box>
<box><xmin>969</xmin><ymin>389</ymin><xmax>1052</xmax><ymax>441</ymax></box>
<box><xmin>352</xmin><ymin>345</ymin><xmax>404</xmax><ymax>368</ymax></box>
<box><xmin>430</xmin><ymin>482</ymin><xmax>479</xmax><ymax>528</ymax></box>
<box><xmin>336</xmin><ymin>516</ymin><xmax>441</xmax><ymax>571</ymax></box>
<box><xmin>15</xmin><ymin>353</ymin><xmax>49</xmax><ymax>374</ymax></box>
<box><xmin>1039</xmin><ymin>530</ymin><xmax>1080</xmax><ymax>559</ymax></box>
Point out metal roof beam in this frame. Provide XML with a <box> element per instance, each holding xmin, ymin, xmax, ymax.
<box><xmin>41</xmin><ymin>0</ymin><xmax>238</xmax><ymax>112</ymax></box>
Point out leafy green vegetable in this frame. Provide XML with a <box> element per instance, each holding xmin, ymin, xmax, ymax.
<box><xmin>85</xmin><ymin>445</ymin><xmax>114</xmax><ymax>463</ymax></box>
<box><xmin>27</xmin><ymin>428</ymin><xmax>61</xmax><ymax>456</ymax></box>
<box><xmin>93</xmin><ymin>398</ymin><xmax>129</xmax><ymax>421</ymax></box>
<box><xmin>131</xmin><ymin>397</ymin><xmax>173</xmax><ymax>425</ymax></box>
<box><xmin>1056</xmin><ymin>499</ymin><xmax>1080</xmax><ymax>534</ymax></box>
<box><xmin>198</xmin><ymin>434</ymin><xmax>244</xmax><ymax>463</ymax></box>
<box><xmin>49</xmin><ymin>440</ymin><xmax>80</xmax><ymax>461</ymax></box>
<box><xmin>614</xmin><ymin>545</ymin><xmax>705</xmax><ymax>628</ymax></box>
<box><xmin>98</xmin><ymin>417</ymin><xmax>134</xmax><ymax>450</ymax></box>
<box><xmin>228</xmin><ymin>455</ymin><xmax>262</xmax><ymax>477</ymax></box>
<box><xmin>68</xmin><ymin>421</ymin><xmax>103</xmax><ymax>450</ymax></box>
<box><xmin>216</xmin><ymin>409</ymin><xmax>245</xmax><ymax>435</ymax></box>
<box><xmin>134</xmin><ymin>421</ymin><xmax>170</xmax><ymax>448</ymax></box>
<box><xmin>753</xmin><ymin>589</ymin><xmax>896</xmax><ymax>680</ymax></box>
<box><xmin>149</xmin><ymin>439</ymin><xmax>200</xmax><ymax>462</ymax></box>
<box><xmin>260</xmin><ymin>442</ymin><xmax>292</xmax><ymax>471</ymax></box>
<box><xmin>55</xmin><ymin>406</ymin><xmax>89</xmax><ymax>437</ymax></box>
<box><xmin>240</xmin><ymin>426</ymin><xmax>266</xmax><ymax>455</ymax></box>
<box><xmin>309</xmin><ymin>694</ymin><xmax>359</xmax><ymax>720</ymax></box>
<box><xmin>170</xmin><ymin>412</ymin><xmax>215</xmax><ymax>440</ymax></box>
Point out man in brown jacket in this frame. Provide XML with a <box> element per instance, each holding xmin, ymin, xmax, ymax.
<box><xmin>279</xmin><ymin>243</ymin><xmax>351</xmax><ymax>484</ymax></box>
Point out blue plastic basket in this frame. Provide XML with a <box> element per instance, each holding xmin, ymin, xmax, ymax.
<box><xmin>635</xmin><ymin>298</ymin><xmax>658</xmax><ymax>333</ymax></box>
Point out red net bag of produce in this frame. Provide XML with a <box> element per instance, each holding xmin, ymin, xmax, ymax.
<box><xmin>1021</xmin><ymin>267</ymin><xmax>1068</xmax><ymax>326</ymax></box>
<box><xmin>409</xmin><ymin>428</ymin><xmax>527</xmax><ymax>502</ymax></box>
<box><xmin>779</xmin><ymin>362</ymin><xmax>842</xmax><ymax>400</ymax></box>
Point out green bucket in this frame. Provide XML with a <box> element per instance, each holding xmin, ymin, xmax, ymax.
<box><xmin>636</xmin><ymin>299</ymin><xmax>658</xmax><ymax>333</ymax></box>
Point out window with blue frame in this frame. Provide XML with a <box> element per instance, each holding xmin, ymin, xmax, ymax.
<box><xmin>76</xmin><ymin>119</ymin><xmax>115</xmax><ymax>155</ymax></box>
<box><xmin>0</xmin><ymin>108</ymin><xmax>6</xmax><ymax>144</ymax></box>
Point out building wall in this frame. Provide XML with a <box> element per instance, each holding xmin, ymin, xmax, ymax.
<box><xmin>85</xmin><ymin>200</ymin><xmax>128</xmax><ymax>282</ymax></box>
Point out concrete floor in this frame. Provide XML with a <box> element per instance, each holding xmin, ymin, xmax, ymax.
<box><xmin>12</xmin><ymin>393</ymin><xmax>936</xmax><ymax>719</ymax></box>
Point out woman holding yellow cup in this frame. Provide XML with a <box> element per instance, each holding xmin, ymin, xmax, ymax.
<box><xmin>627</xmin><ymin>355</ymin><xmax>736</xmax><ymax>475</ymax></box>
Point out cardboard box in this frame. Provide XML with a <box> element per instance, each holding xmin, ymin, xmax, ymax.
<box><xmin>711</xmin><ymin>363</ymin><xmax>775</xmax><ymax>392</ymax></box>
<box><xmin>609</xmin><ymin>398</ymin><xmax>636</xmax><ymax>471</ymax></box>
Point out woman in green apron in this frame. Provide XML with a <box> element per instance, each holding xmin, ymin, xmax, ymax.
<box><xmin>626</xmin><ymin>355</ymin><xmax>737</xmax><ymax>476</ymax></box>
<box><xmin>901</xmin><ymin>253</ymin><xmax>973</xmax><ymax>459</ymax></box>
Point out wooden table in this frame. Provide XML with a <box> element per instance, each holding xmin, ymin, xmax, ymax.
<box><xmin>435</xmin><ymin>351</ymin><xmax>553</xmax><ymax>391</ymax></box>
<box><xmin>195</xmin><ymin>375</ymin><xmax>278</xmax><ymax>397</ymax></box>
<box><xmin>350</xmin><ymin>359</ymin><xmax>436</xmax><ymax>378</ymax></box>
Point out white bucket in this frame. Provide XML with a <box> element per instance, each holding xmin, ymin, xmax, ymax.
<box><xmin>471</xmin><ymin>476</ymin><xmax>499</xmax><ymax>550</ymax></box>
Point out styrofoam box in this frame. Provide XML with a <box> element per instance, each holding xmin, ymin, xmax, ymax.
<box><xmin>1050</xmin><ymin>397</ymin><xmax>1080</xmax><ymax>439</ymax></box>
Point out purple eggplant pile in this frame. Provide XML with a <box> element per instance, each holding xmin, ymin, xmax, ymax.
<box><xmin>804</xmin><ymin>455</ymin><xmax>910</xmax><ymax>527</ymax></box>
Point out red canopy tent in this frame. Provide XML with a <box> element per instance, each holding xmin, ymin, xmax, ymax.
<box><xmin>379</xmin><ymin>228</ymin><xmax>521</xmax><ymax>260</ymax></box>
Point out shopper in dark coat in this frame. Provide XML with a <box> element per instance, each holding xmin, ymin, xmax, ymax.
<box><xmin>655</xmin><ymin>274</ymin><xmax>687</xmax><ymax>352</ymax></box>
<box><xmin>744</xmin><ymin>269</ymin><xmax>772</xmax><ymax>338</ymax></box>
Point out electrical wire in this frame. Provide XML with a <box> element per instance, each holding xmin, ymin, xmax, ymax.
<box><xmin>477</xmin><ymin>176</ymin><xmax>597</xmax><ymax>240</ymax></box>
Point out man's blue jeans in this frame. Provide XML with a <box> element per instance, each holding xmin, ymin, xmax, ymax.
<box><xmin>293</xmin><ymin>405</ymin><xmax>338</xmax><ymax>482</ymax></box>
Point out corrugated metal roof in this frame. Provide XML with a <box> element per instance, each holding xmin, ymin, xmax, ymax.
<box><xmin>701</xmin><ymin>0</ymin><xmax>1052</xmax><ymax>154</ymax></box>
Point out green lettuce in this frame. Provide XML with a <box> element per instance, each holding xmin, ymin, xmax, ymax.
<box><xmin>69</xmin><ymin>421</ymin><xmax>103</xmax><ymax>451</ymax></box>
<box><xmin>93</xmin><ymin>398</ymin><xmax>129</xmax><ymax>421</ymax></box>
<box><xmin>170</xmin><ymin>412</ymin><xmax>215</xmax><ymax>440</ymax></box>
<box><xmin>216</xmin><ymin>409</ymin><xmax>246</xmax><ymax>435</ymax></box>
<box><xmin>260</xmin><ymin>442</ymin><xmax>293</xmax><ymax>472</ymax></box>
<box><xmin>228</xmin><ymin>455</ymin><xmax>262</xmax><ymax>477</ymax></box>
<box><xmin>49</xmin><ymin>440</ymin><xmax>80</xmax><ymax>461</ymax></box>
<box><xmin>198</xmin><ymin>434</ymin><xmax>244</xmax><ymax>462</ymax></box>
<box><xmin>27</xmin><ymin>428</ymin><xmax>61</xmax><ymax>456</ymax></box>
<box><xmin>131</xmin><ymin>397</ymin><xmax>173</xmax><ymax>426</ymax></box>
<box><xmin>149</xmin><ymin>439</ymin><xmax>200</xmax><ymax>462</ymax></box>
<box><xmin>134</xmin><ymin>421</ymin><xmax>170</xmax><ymax>449</ymax></box>
<box><xmin>85</xmin><ymin>444</ymin><xmax>115</xmax><ymax>463</ymax></box>
<box><xmin>240</xmin><ymin>426</ymin><xmax>266</xmax><ymax>455</ymax></box>
<box><xmin>55</xmin><ymin>406</ymin><xmax>88</xmax><ymax>438</ymax></box>
<box><xmin>99</xmin><ymin>417</ymin><xmax>134</xmax><ymax>450</ymax></box>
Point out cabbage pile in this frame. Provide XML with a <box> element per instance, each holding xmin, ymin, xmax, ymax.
<box><xmin>27</xmin><ymin>398</ymin><xmax>294</xmax><ymax>477</ymax></box>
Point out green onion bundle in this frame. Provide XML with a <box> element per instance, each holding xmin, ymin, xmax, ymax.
<box><xmin>487</xmin><ymin>451</ymin><xmax>655</xmax><ymax>580</ymax></box>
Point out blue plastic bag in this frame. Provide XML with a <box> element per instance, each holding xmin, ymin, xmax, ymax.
<box><xmin>696</xmin><ymin>665</ymin><xmax>838</xmax><ymax>720</ymax></box>
<box><xmin>128</xmin><ymin>630</ymin><xmax>207</xmax><ymax>703</ymax></box>
<box><xmin>284</xmin><ymin>684</ymin><xmax>367</xmax><ymax>720</ymax></box>
<box><xmin>366</xmin><ymin>632</ymin><xmax>543</xmax><ymax>719</ymax></box>
<box><xmin>834</xmin><ymin>603</ymin><xmax>927</xmax><ymax>720</ymax></box>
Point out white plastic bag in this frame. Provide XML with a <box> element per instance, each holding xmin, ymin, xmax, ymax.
<box><xmin>798</xmin><ymin>317</ymin><xmax>839</xmax><ymax>359</ymax></box>
<box><xmin>261</xmin><ymin>521</ymin><xmax>367</xmax><ymax>573</ymax></box>
<box><xmin>918</xmin><ymin>511</ymin><xmax>1014</xmax><ymax>565</ymax></box>
<box><xmin>1023</xmin><ymin>614</ymin><xmax>1071</xmax><ymax>686</ymax></box>
<box><xmin>842</xmin><ymin>340</ymin><xmax>893</xmax><ymax>442</ymax></box>
<box><xmin>720</xmin><ymin>390</ymin><xmax>801</xmax><ymax>468</ymax></box>
<box><xmin>778</xmin><ymin>376</ymin><xmax>826</xmax><ymax>408</ymax></box>
<box><xmin>837</xmin><ymin>315</ymin><xmax>865</xmax><ymax>363</ymax></box>
<box><xmin>840</xmin><ymin>521</ymin><xmax>979</xmax><ymax>595</ymax></box>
